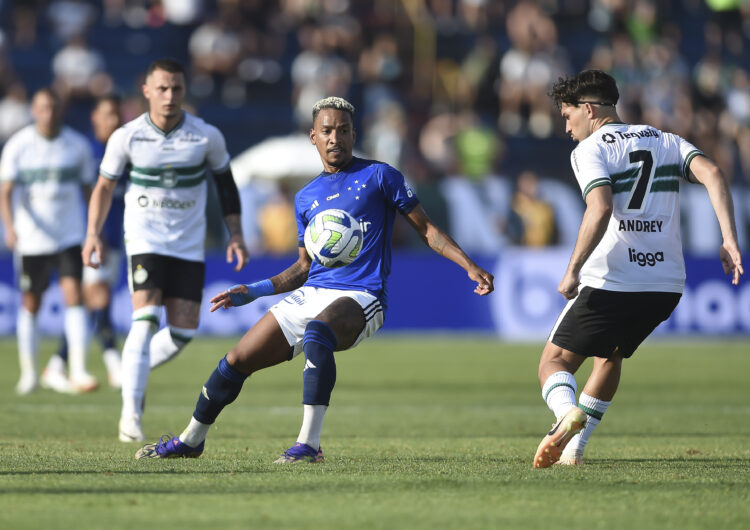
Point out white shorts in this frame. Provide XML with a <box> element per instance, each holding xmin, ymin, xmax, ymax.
<box><xmin>83</xmin><ymin>250</ymin><xmax>123</xmax><ymax>286</ymax></box>
<box><xmin>269</xmin><ymin>286</ymin><xmax>384</xmax><ymax>359</ymax></box>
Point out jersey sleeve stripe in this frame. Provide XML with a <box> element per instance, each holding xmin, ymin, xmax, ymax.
<box><xmin>100</xmin><ymin>168</ymin><xmax>121</xmax><ymax>180</ymax></box>
<box><xmin>681</xmin><ymin>150</ymin><xmax>703</xmax><ymax>181</ymax></box>
<box><xmin>583</xmin><ymin>178</ymin><xmax>611</xmax><ymax>198</ymax></box>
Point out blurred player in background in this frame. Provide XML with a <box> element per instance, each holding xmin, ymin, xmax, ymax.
<box><xmin>83</xmin><ymin>59</ymin><xmax>248</xmax><ymax>442</ymax></box>
<box><xmin>47</xmin><ymin>95</ymin><xmax>124</xmax><ymax>391</ymax></box>
<box><xmin>134</xmin><ymin>96</ymin><xmax>494</xmax><ymax>462</ymax></box>
<box><xmin>533</xmin><ymin>70</ymin><xmax>744</xmax><ymax>468</ymax></box>
<box><xmin>0</xmin><ymin>88</ymin><xmax>98</xmax><ymax>395</ymax></box>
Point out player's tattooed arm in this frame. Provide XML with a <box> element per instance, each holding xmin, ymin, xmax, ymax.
<box><xmin>405</xmin><ymin>205</ymin><xmax>494</xmax><ymax>295</ymax></box>
<box><xmin>209</xmin><ymin>248</ymin><xmax>311</xmax><ymax>311</ymax></box>
<box><xmin>270</xmin><ymin>247</ymin><xmax>312</xmax><ymax>293</ymax></box>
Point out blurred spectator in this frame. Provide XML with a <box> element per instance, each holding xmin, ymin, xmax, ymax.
<box><xmin>497</xmin><ymin>0</ymin><xmax>569</xmax><ymax>138</ymax></box>
<box><xmin>47</xmin><ymin>0</ymin><xmax>98</xmax><ymax>43</ymax></box>
<box><xmin>52</xmin><ymin>35</ymin><xmax>111</xmax><ymax>99</ymax></box>
<box><xmin>358</xmin><ymin>33</ymin><xmax>402</xmax><ymax>119</ymax></box>
<box><xmin>189</xmin><ymin>13</ymin><xmax>242</xmax><ymax>78</ymax></box>
<box><xmin>257</xmin><ymin>184</ymin><xmax>298</xmax><ymax>255</ymax></box>
<box><xmin>10</xmin><ymin>2</ymin><xmax>40</xmax><ymax>47</ymax></box>
<box><xmin>162</xmin><ymin>0</ymin><xmax>204</xmax><ymax>26</ymax></box>
<box><xmin>291</xmin><ymin>23</ymin><xmax>352</xmax><ymax>127</ymax></box>
<box><xmin>363</xmin><ymin>101</ymin><xmax>407</xmax><ymax>168</ymax></box>
<box><xmin>0</xmin><ymin>82</ymin><xmax>32</xmax><ymax>143</ymax></box>
<box><xmin>508</xmin><ymin>170</ymin><xmax>558</xmax><ymax>247</ymax></box>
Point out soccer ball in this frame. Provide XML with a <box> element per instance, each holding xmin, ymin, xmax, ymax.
<box><xmin>304</xmin><ymin>208</ymin><xmax>363</xmax><ymax>268</ymax></box>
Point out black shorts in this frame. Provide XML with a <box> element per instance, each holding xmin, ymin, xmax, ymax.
<box><xmin>20</xmin><ymin>245</ymin><xmax>83</xmax><ymax>295</ymax></box>
<box><xmin>128</xmin><ymin>254</ymin><xmax>205</xmax><ymax>302</ymax></box>
<box><xmin>549</xmin><ymin>286</ymin><xmax>681</xmax><ymax>359</ymax></box>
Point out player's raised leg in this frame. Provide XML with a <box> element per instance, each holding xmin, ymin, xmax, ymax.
<box><xmin>135</xmin><ymin>312</ymin><xmax>291</xmax><ymax>459</ymax></box>
<box><xmin>533</xmin><ymin>342</ymin><xmax>588</xmax><ymax>468</ymax></box>
<box><xmin>149</xmin><ymin>297</ymin><xmax>198</xmax><ymax>369</ymax></box>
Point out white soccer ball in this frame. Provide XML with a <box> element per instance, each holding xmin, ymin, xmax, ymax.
<box><xmin>304</xmin><ymin>208</ymin><xmax>363</xmax><ymax>268</ymax></box>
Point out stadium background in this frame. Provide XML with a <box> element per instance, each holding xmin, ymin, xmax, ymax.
<box><xmin>0</xmin><ymin>0</ymin><xmax>747</xmax><ymax>337</ymax></box>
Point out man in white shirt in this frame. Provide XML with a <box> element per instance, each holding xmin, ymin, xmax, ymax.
<box><xmin>83</xmin><ymin>59</ymin><xmax>249</xmax><ymax>442</ymax></box>
<box><xmin>0</xmin><ymin>88</ymin><xmax>98</xmax><ymax>395</ymax></box>
<box><xmin>533</xmin><ymin>70</ymin><xmax>744</xmax><ymax>468</ymax></box>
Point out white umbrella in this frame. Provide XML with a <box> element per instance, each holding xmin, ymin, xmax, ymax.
<box><xmin>230</xmin><ymin>133</ymin><xmax>324</xmax><ymax>187</ymax></box>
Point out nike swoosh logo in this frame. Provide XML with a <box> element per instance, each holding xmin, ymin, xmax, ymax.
<box><xmin>202</xmin><ymin>386</ymin><xmax>210</xmax><ymax>400</ymax></box>
<box><xmin>547</xmin><ymin>419</ymin><xmax>562</xmax><ymax>436</ymax></box>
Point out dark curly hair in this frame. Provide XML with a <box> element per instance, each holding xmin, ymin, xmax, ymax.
<box><xmin>549</xmin><ymin>70</ymin><xmax>619</xmax><ymax>109</ymax></box>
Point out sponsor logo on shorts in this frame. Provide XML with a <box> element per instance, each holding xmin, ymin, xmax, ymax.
<box><xmin>285</xmin><ymin>289</ymin><xmax>305</xmax><ymax>306</ymax></box>
<box><xmin>628</xmin><ymin>248</ymin><xmax>664</xmax><ymax>267</ymax></box>
<box><xmin>133</xmin><ymin>264</ymin><xmax>149</xmax><ymax>284</ymax></box>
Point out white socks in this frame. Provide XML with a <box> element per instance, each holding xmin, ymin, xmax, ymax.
<box><xmin>65</xmin><ymin>304</ymin><xmax>89</xmax><ymax>379</ymax></box>
<box><xmin>542</xmin><ymin>371</ymin><xmax>578</xmax><ymax>420</ymax></box>
<box><xmin>150</xmin><ymin>326</ymin><xmax>195</xmax><ymax>369</ymax></box>
<box><xmin>120</xmin><ymin>306</ymin><xmax>159</xmax><ymax>419</ymax></box>
<box><xmin>296</xmin><ymin>404</ymin><xmax>328</xmax><ymax>449</ymax></box>
<box><xmin>17</xmin><ymin>307</ymin><xmax>38</xmax><ymax>379</ymax></box>
<box><xmin>562</xmin><ymin>392</ymin><xmax>611</xmax><ymax>457</ymax></box>
<box><xmin>179</xmin><ymin>417</ymin><xmax>211</xmax><ymax>447</ymax></box>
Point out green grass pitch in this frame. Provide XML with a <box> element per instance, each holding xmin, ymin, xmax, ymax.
<box><xmin>1</xmin><ymin>336</ymin><xmax>749</xmax><ymax>529</ymax></box>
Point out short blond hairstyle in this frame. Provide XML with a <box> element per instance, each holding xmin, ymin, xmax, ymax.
<box><xmin>312</xmin><ymin>96</ymin><xmax>355</xmax><ymax>123</ymax></box>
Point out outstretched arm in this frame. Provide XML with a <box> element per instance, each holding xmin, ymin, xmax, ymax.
<box><xmin>688</xmin><ymin>156</ymin><xmax>744</xmax><ymax>285</ymax></box>
<box><xmin>209</xmin><ymin>247</ymin><xmax>312</xmax><ymax>311</ymax></box>
<box><xmin>559</xmin><ymin>185</ymin><xmax>613</xmax><ymax>300</ymax></box>
<box><xmin>404</xmin><ymin>205</ymin><xmax>494</xmax><ymax>295</ymax></box>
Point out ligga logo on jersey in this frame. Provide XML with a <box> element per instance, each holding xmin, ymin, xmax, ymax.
<box><xmin>628</xmin><ymin>247</ymin><xmax>664</xmax><ymax>267</ymax></box>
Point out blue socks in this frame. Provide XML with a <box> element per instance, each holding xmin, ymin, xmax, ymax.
<box><xmin>92</xmin><ymin>308</ymin><xmax>116</xmax><ymax>351</ymax></box>
<box><xmin>193</xmin><ymin>357</ymin><xmax>249</xmax><ymax>424</ymax></box>
<box><xmin>302</xmin><ymin>320</ymin><xmax>338</xmax><ymax>406</ymax></box>
<box><xmin>192</xmin><ymin>320</ymin><xmax>338</xmax><ymax>425</ymax></box>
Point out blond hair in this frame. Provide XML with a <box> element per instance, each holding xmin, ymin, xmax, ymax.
<box><xmin>312</xmin><ymin>97</ymin><xmax>355</xmax><ymax>123</ymax></box>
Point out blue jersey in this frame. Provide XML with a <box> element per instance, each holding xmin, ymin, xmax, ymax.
<box><xmin>90</xmin><ymin>134</ymin><xmax>125</xmax><ymax>250</ymax></box>
<box><xmin>295</xmin><ymin>157</ymin><xmax>419</xmax><ymax>311</ymax></box>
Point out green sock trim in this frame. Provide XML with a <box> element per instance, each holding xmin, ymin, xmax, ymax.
<box><xmin>134</xmin><ymin>315</ymin><xmax>159</xmax><ymax>325</ymax></box>
<box><xmin>544</xmin><ymin>382</ymin><xmax>575</xmax><ymax>402</ymax></box>
<box><xmin>169</xmin><ymin>331</ymin><xmax>194</xmax><ymax>344</ymax></box>
<box><xmin>579</xmin><ymin>403</ymin><xmax>603</xmax><ymax>421</ymax></box>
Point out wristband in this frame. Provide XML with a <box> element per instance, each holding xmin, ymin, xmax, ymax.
<box><xmin>228</xmin><ymin>279</ymin><xmax>274</xmax><ymax>306</ymax></box>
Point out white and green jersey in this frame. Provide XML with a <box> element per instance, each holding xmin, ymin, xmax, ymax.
<box><xmin>571</xmin><ymin>123</ymin><xmax>703</xmax><ymax>293</ymax></box>
<box><xmin>0</xmin><ymin>125</ymin><xmax>94</xmax><ymax>255</ymax></box>
<box><xmin>100</xmin><ymin>112</ymin><xmax>230</xmax><ymax>261</ymax></box>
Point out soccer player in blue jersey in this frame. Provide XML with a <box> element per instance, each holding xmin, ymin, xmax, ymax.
<box><xmin>135</xmin><ymin>96</ymin><xmax>495</xmax><ymax>462</ymax></box>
